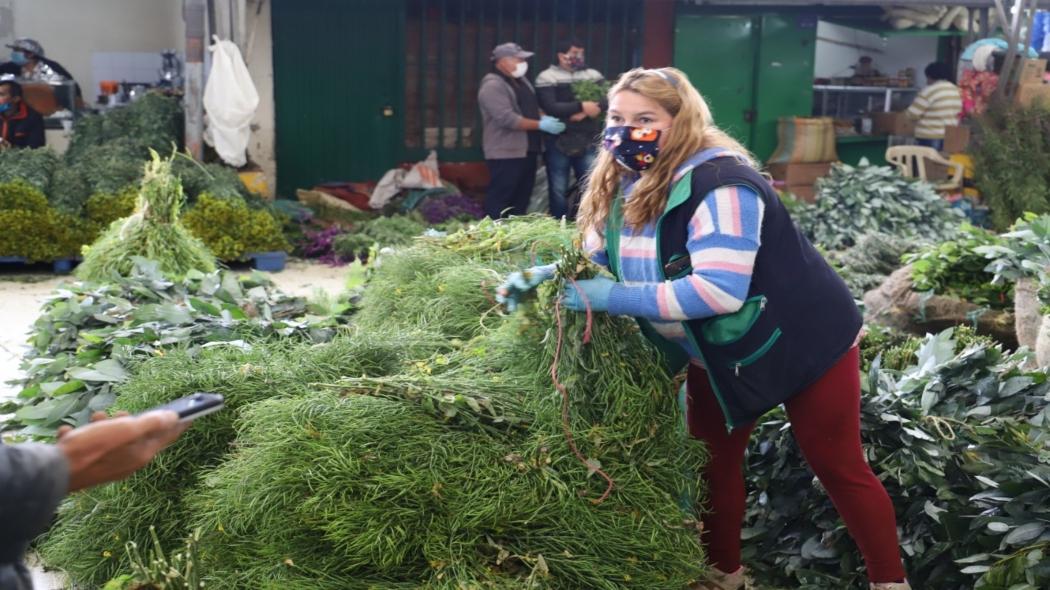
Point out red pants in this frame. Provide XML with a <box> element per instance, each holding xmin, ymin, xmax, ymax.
<box><xmin>687</xmin><ymin>347</ymin><xmax>906</xmax><ymax>583</ymax></box>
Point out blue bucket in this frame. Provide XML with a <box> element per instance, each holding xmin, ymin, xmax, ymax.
<box><xmin>251</xmin><ymin>251</ymin><xmax>287</xmax><ymax>272</ymax></box>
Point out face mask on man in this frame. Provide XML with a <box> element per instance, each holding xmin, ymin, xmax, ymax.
<box><xmin>568</xmin><ymin>55</ymin><xmax>586</xmax><ymax>71</ymax></box>
<box><xmin>10</xmin><ymin>51</ymin><xmax>28</xmax><ymax>66</ymax></box>
<box><xmin>511</xmin><ymin>61</ymin><xmax>528</xmax><ymax>78</ymax></box>
<box><xmin>603</xmin><ymin>126</ymin><xmax>663</xmax><ymax>172</ymax></box>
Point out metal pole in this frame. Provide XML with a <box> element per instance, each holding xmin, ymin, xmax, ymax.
<box><xmin>185</xmin><ymin>0</ymin><xmax>206</xmax><ymax>160</ymax></box>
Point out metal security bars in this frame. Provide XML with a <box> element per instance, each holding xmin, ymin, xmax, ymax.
<box><xmin>404</xmin><ymin>0</ymin><xmax>643</xmax><ymax>160</ymax></box>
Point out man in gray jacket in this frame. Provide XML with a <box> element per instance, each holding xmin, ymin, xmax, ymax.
<box><xmin>1</xmin><ymin>411</ymin><xmax>187</xmax><ymax>589</ymax></box>
<box><xmin>477</xmin><ymin>42</ymin><xmax>565</xmax><ymax>219</ymax></box>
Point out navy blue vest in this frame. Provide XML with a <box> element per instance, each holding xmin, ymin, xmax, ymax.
<box><xmin>606</xmin><ymin>156</ymin><xmax>861</xmax><ymax>430</ymax></box>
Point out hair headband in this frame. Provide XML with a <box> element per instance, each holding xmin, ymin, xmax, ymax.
<box><xmin>654</xmin><ymin>69</ymin><xmax>678</xmax><ymax>87</ymax></box>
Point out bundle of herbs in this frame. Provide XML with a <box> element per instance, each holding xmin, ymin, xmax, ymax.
<box><xmin>75</xmin><ymin>151</ymin><xmax>217</xmax><ymax>281</ymax></box>
<box><xmin>826</xmin><ymin>232</ymin><xmax>920</xmax><ymax>298</ymax></box>
<box><xmin>0</xmin><ymin>147</ymin><xmax>58</xmax><ymax>194</ymax></box>
<box><xmin>793</xmin><ymin>162</ymin><xmax>964</xmax><ymax>251</ymax></box>
<box><xmin>0</xmin><ymin>180</ymin><xmax>87</xmax><ymax>261</ymax></box>
<box><xmin>741</xmin><ymin>328</ymin><xmax>1050</xmax><ymax>589</ymax></box>
<box><xmin>903</xmin><ymin>223</ymin><xmax>1013</xmax><ymax>309</ymax></box>
<box><xmin>38</xmin><ymin>330</ymin><xmax>449</xmax><ymax>587</ymax></box>
<box><xmin>978</xmin><ymin>213</ymin><xmax>1050</xmax><ymax>312</ymax></box>
<box><xmin>1</xmin><ymin>257</ymin><xmax>346</xmax><ymax>439</ymax></box>
<box><xmin>41</xmin><ymin>217</ymin><xmax>710</xmax><ymax>589</ymax></box>
<box><xmin>182</xmin><ymin>193</ymin><xmax>290</xmax><ymax>261</ymax></box>
<box><xmin>971</xmin><ymin>103</ymin><xmax>1050</xmax><ymax>230</ymax></box>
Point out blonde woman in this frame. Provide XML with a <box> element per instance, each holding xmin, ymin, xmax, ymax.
<box><xmin>497</xmin><ymin>68</ymin><xmax>909</xmax><ymax>590</ymax></box>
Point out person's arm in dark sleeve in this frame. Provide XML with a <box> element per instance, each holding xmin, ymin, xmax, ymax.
<box><xmin>535</xmin><ymin>84</ymin><xmax>581</xmax><ymax>118</ymax></box>
<box><xmin>0</xmin><ymin>444</ymin><xmax>70</xmax><ymax>560</ymax></box>
<box><xmin>25</xmin><ymin>112</ymin><xmax>45</xmax><ymax>148</ymax></box>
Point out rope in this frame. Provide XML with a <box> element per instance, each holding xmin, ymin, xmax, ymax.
<box><xmin>551</xmin><ymin>277</ymin><xmax>612</xmax><ymax>504</ymax></box>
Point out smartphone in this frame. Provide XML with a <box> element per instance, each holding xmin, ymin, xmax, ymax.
<box><xmin>147</xmin><ymin>392</ymin><xmax>225</xmax><ymax>423</ymax></box>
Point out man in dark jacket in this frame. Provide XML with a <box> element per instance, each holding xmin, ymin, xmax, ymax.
<box><xmin>477</xmin><ymin>42</ymin><xmax>565</xmax><ymax>219</ymax></box>
<box><xmin>1</xmin><ymin>411</ymin><xmax>187</xmax><ymax>589</ymax></box>
<box><xmin>0</xmin><ymin>38</ymin><xmax>82</xmax><ymax>104</ymax></box>
<box><xmin>0</xmin><ymin>80</ymin><xmax>45</xmax><ymax>149</ymax></box>
<box><xmin>535</xmin><ymin>38</ymin><xmax>607</xmax><ymax>219</ymax></box>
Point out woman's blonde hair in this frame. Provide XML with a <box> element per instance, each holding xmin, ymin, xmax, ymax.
<box><xmin>576</xmin><ymin>67</ymin><xmax>757</xmax><ymax>237</ymax></box>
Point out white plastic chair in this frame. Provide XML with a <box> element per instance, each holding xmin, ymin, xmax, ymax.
<box><xmin>885</xmin><ymin>146</ymin><xmax>965</xmax><ymax>192</ymax></box>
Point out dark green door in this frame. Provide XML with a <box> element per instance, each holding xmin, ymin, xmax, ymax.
<box><xmin>272</xmin><ymin>0</ymin><xmax>404</xmax><ymax>197</ymax></box>
<box><xmin>674</xmin><ymin>15</ymin><xmax>758</xmax><ymax>148</ymax></box>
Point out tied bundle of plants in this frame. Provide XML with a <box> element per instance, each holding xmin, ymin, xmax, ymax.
<box><xmin>825</xmin><ymin>232</ymin><xmax>920</xmax><ymax>298</ymax></box>
<box><xmin>0</xmin><ymin>180</ymin><xmax>87</xmax><ymax>261</ymax></box>
<box><xmin>971</xmin><ymin>103</ymin><xmax>1050</xmax><ymax>230</ymax></box>
<box><xmin>793</xmin><ymin>162</ymin><xmax>964</xmax><ymax>251</ymax></box>
<box><xmin>75</xmin><ymin>150</ymin><xmax>217</xmax><ymax>281</ymax></box>
<box><xmin>182</xmin><ymin>193</ymin><xmax>290</xmax><ymax>261</ymax></box>
<box><xmin>41</xmin><ymin>217</ymin><xmax>710</xmax><ymax>589</ymax></box>
<box><xmin>903</xmin><ymin>223</ymin><xmax>1013</xmax><ymax>309</ymax></box>
<box><xmin>0</xmin><ymin>146</ymin><xmax>58</xmax><ymax>193</ymax></box>
<box><xmin>742</xmin><ymin>328</ymin><xmax>1050</xmax><ymax>589</ymax></box>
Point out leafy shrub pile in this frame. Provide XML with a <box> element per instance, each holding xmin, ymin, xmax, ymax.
<box><xmin>0</xmin><ymin>147</ymin><xmax>58</xmax><ymax>193</ymax></box>
<box><xmin>978</xmin><ymin>213</ymin><xmax>1050</xmax><ymax>312</ymax></box>
<box><xmin>743</xmin><ymin>328</ymin><xmax>1050</xmax><ymax>589</ymax></box>
<box><xmin>904</xmin><ymin>224</ymin><xmax>1013</xmax><ymax>309</ymax></box>
<box><xmin>972</xmin><ymin>103</ymin><xmax>1050</xmax><ymax>230</ymax></box>
<box><xmin>182</xmin><ymin>193</ymin><xmax>290</xmax><ymax>260</ymax></box>
<box><xmin>793</xmin><ymin>162</ymin><xmax>964</xmax><ymax>250</ymax></box>
<box><xmin>0</xmin><ymin>180</ymin><xmax>87</xmax><ymax>261</ymax></box>
<box><xmin>826</xmin><ymin>232</ymin><xmax>920</xmax><ymax>298</ymax></box>
<box><xmin>0</xmin><ymin>258</ymin><xmax>346</xmax><ymax>439</ymax></box>
<box><xmin>41</xmin><ymin>217</ymin><xmax>711</xmax><ymax>589</ymax></box>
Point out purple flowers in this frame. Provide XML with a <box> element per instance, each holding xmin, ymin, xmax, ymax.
<box><xmin>418</xmin><ymin>194</ymin><xmax>485</xmax><ymax>225</ymax></box>
<box><xmin>299</xmin><ymin>226</ymin><xmax>352</xmax><ymax>266</ymax></box>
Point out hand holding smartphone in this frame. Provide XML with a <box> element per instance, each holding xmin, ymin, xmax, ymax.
<box><xmin>146</xmin><ymin>392</ymin><xmax>225</xmax><ymax>423</ymax></box>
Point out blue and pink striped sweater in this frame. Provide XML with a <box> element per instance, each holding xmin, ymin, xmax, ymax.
<box><xmin>584</xmin><ymin>162</ymin><xmax>765</xmax><ymax>360</ymax></box>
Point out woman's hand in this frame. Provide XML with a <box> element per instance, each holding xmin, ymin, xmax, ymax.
<box><xmin>561</xmin><ymin>277</ymin><xmax>615</xmax><ymax>312</ymax></box>
<box><xmin>496</xmin><ymin>263</ymin><xmax>558</xmax><ymax>312</ymax></box>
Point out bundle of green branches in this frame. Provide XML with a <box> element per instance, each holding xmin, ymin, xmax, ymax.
<box><xmin>0</xmin><ymin>180</ymin><xmax>87</xmax><ymax>261</ymax></box>
<box><xmin>76</xmin><ymin>151</ymin><xmax>216</xmax><ymax>281</ymax></box>
<box><xmin>0</xmin><ymin>147</ymin><xmax>58</xmax><ymax>193</ymax></box>
<box><xmin>903</xmin><ymin>223</ymin><xmax>1013</xmax><ymax>309</ymax></box>
<box><xmin>742</xmin><ymin>328</ymin><xmax>1050</xmax><ymax>589</ymax></box>
<box><xmin>39</xmin><ymin>331</ymin><xmax>450</xmax><ymax>586</ymax></box>
<box><xmin>49</xmin><ymin>138</ymin><xmax>157</xmax><ymax>214</ymax></box>
<box><xmin>42</xmin><ymin>217</ymin><xmax>710</xmax><ymax>589</ymax></box>
<box><xmin>793</xmin><ymin>162</ymin><xmax>964</xmax><ymax>251</ymax></box>
<box><xmin>64</xmin><ymin>93</ymin><xmax>181</xmax><ymax>163</ymax></box>
<box><xmin>971</xmin><ymin>102</ymin><xmax>1050</xmax><ymax>230</ymax></box>
<box><xmin>182</xmin><ymin>193</ymin><xmax>290</xmax><ymax>260</ymax></box>
<box><xmin>826</xmin><ymin>232</ymin><xmax>920</xmax><ymax>298</ymax></box>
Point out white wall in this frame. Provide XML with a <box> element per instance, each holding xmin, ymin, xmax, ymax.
<box><xmin>0</xmin><ymin>0</ymin><xmax>181</xmax><ymax>100</ymax></box>
<box><xmin>0</xmin><ymin>0</ymin><xmax>277</xmax><ymax>197</ymax></box>
<box><xmin>814</xmin><ymin>20</ymin><xmax>939</xmax><ymax>84</ymax></box>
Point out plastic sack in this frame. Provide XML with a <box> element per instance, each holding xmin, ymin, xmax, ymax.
<box><xmin>204</xmin><ymin>36</ymin><xmax>259</xmax><ymax>167</ymax></box>
<box><xmin>401</xmin><ymin>150</ymin><xmax>442</xmax><ymax>189</ymax></box>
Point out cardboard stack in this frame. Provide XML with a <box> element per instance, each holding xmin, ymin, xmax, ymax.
<box><xmin>1016</xmin><ymin>58</ymin><xmax>1050</xmax><ymax>108</ymax></box>
<box><xmin>768</xmin><ymin>162</ymin><xmax>834</xmax><ymax>203</ymax></box>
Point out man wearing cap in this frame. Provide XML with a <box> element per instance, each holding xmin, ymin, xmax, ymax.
<box><xmin>0</xmin><ymin>80</ymin><xmax>45</xmax><ymax>149</ymax></box>
<box><xmin>0</xmin><ymin>38</ymin><xmax>82</xmax><ymax>101</ymax></box>
<box><xmin>478</xmin><ymin>42</ymin><xmax>566</xmax><ymax>219</ymax></box>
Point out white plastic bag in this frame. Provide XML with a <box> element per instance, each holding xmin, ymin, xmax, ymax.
<box><xmin>204</xmin><ymin>36</ymin><xmax>259</xmax><ymax>167</ymax></box>
<box><xmin>401</xmin><ymin>150</ymin><xmax>442</xmax><ymax>189</ymax></box>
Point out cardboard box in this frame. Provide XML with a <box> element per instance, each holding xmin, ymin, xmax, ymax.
<box><xmin>1017</xmin><ymin>83</ymin><xmax>1050</xmax><ymax>108</ymax></box>
<box><xmin>943</xmin><ymin>125</ymin><xmax>971</xmax><ymax>154</ymax></box>
<box><xmin>767</xmin><ymin>162</ymin><xmax>834</xmax><ymax>187</ymax></box>
<box><xmin>787</xmin><ymin>184</ymin><xmax>817</xmax><ymax>203</ymax></box>
<box><xmin>1019</xmin><ymin>58</ymin><xmax>1048</xmax><ymax>86</ymax></box>
<box><xmin>873</xmin><ymin>112</ymin><xmax>915</xmax><ymax>136</ymax></box>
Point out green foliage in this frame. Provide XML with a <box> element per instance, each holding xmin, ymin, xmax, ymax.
<box><xmin>65</xmin><ymin>94</ymin><xmax>181</xmax><ymax>163</ymax></box>
<box><xmin>331</xmin><ymin>214</ymin><xmax>427</xmax><ymax>260</ymax></box>
<box><xmin>182</xmin><ymin>193</ymin><xmax>290</xmax><ymax>260</ymax></box>
<box><xmin>971</xmin><ymin>103</ymin><xmax>1050</xmax><ymax>230</ymax></box>
<box><xmin>904</xmin><ymin>224</ymin><xmax>1013</xmax><ymax>309</ymax></box>
<box><xmin>826</xmin><ymin>232</ymin><xmax>919</xmax><ymax>298</ymax></box>
<box><xmin>978</xmin><ymin>213</ymin><xmax>1050</xmax><ymax>311</ymax></box>
<box><xmin>171</xmin><ymin>157</ymin><xmax>253</xmax><ymax>203</ymax></box>
<box><xmin>84</xmin><ymin>188</ymin><xmax>138</xmax><ymax>228</ymax></box>
<box><xmin>571</xmin><ymin>79</ymin><xmax>611</xmax><ymax>103</ymax></box>
<box><xmin>743</xmin><ymin>328</ymin><xmax>1050</xmax><ymax>589</ymax></box>
<box><xmin>0</xmin><ymin>147</ymin><xmax>58</xmax><ymax>194</ymax></box>
<box><xmin>41</xmin><ymin>218</ymin><xmax>710</xmax><ymax>589</ymax></box>
<box><xmin>109</xmin><ymin>527</ymin><xmax>204</xmax><ymax>590</ymax></box>
<box><xmin>49</xmin><ymin>139</ymin><xmax>154</xmax><ymax>214</ymax></box>
<box><xmin>0</xmin><ymin>258</ymin><xmax>346</xmax><ymax>439</ymax></box>
<box><xmin>76</xmin><ymin>152</ymin><xmax>217</xmax><ymax>281</ymax></box>
<box><xmin>0</xmin><ymin>180</ymin><xmax>86</xmax><ymax>261</ymax></box>
<box><xmin>793</xmin><ymin>162</ymin><xmax>964</xmax><ymax>250</ymax></box>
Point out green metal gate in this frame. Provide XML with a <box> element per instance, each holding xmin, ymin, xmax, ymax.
<box><xmin>272</xmin><ymin>0</ymin><xmax>642</xmax><ymax>197</ymax></box>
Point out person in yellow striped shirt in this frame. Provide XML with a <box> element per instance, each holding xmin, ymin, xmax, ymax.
<box><xmin>906</xmin><ymin>62</ymin><xmax>963</xmax><ymax>150</ymax></box>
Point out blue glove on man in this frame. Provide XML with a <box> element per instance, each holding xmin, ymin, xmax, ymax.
<box><xmin>496</xmin><ymin>263</ymin><xmax>557</xmax><ymax>312</ymax></box>
<box><xmin>538</xmin><ymin>115</ymin><xmax>566</xmax><ymax>135</ymax></box>
<box><xmin>560</xmin><ymin>277</ymin><xmax>616</xmax><ymax>312</ymax></box>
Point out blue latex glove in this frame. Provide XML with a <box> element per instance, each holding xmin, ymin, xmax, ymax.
<box><xmin>538</xmin><ymin>115</ymin><xmax>566</xmax><ymax>135</ymax></box>
<box><xmin>496</xmin><ymin>263</ymin><xmax>557</xmax><ymax>312</ymax></box>
<box><xmin>561</xmin><ymin>277</ymin><xmax>616</xmax><ymax>312</ymax></box>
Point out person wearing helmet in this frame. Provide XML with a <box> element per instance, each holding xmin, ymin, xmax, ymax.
<box><xmin>0</xmin><ymin>38</ymin><xmax>82</xmax><ymax>102</ymax></box>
